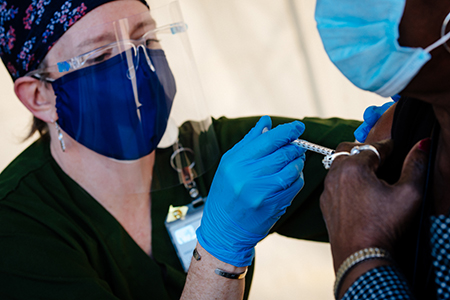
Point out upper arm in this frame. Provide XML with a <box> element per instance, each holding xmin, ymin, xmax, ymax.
<box><xmin>364</xmin><ymin>102</ymin><xmax>397</xmax><ymax>144</ymax></box>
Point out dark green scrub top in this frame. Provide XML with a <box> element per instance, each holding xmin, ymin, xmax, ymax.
<box><xmin>0</xmin><ymin>116</ymin><xmax>360</xmax><ymax>299</ymax></box>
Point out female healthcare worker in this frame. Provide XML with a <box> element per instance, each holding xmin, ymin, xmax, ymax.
<box><xmin>0</xmin><ymin>0</ymin><xmax>360</xmax><ymax>299</ymax></box>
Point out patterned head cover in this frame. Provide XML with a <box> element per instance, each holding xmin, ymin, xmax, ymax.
<box><xmin>0</xmin><ymin>0</ymin><xmax>148</xmax><ymax>81</ymax></box>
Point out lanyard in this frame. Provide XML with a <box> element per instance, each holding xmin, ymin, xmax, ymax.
<box><xmin>165</xmin><ymin>141</ymin><xmax>206</xmax><ymax>272</ymax></box>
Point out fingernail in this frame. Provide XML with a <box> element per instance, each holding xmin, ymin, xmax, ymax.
<box><xmin>418</xmin><ymin>138</ymin><xmax>431</xmax><ymax>154</ymax></box>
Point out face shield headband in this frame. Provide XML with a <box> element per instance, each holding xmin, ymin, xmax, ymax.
<box><xmin>0</xmin><ymin>0</ymin><xmax>148</xmax><ymax>81</ymax></box>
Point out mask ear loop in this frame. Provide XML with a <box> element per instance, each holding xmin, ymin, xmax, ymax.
<box><xmin>438</xmin><ymin>11</ymin><xmax>450</xmax><ymax>53</ymax></box>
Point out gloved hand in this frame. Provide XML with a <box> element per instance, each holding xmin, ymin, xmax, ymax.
<box><xmin>354</xmin><ymin>96</ymin><xmax>400</xmax><ymax>143</ymax></box>
<box><xmin>196</xmin><ymin>116</ymin><xmax>306</xmax><ymax>267</ymax></box>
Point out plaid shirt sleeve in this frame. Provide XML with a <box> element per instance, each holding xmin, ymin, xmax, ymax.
<box><xmin>341</xmin><ymin>265</ymin><xmax>414</xmax><ymax>300</ymax></box>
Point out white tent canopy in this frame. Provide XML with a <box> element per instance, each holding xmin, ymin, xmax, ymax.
<box><xmin>181</xmin><ymin>0</ymin><xmax>386</xmax><ymax>120</ymax></box>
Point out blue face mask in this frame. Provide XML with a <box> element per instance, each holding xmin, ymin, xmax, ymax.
<box><xmin>315</xmin><ymin>0</ymin><xmax>450</xmax><ymax>97</ymax></box>
<box><xmin>53</xmin><ymin>48</ymin><xmax>176</xmax><ymax>160</ymax></box>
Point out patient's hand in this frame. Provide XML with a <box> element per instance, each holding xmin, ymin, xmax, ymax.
<box><xmin>320</xmin><ymin>138</ymin><xmax>428</xmax><ymax>271</ymax></box>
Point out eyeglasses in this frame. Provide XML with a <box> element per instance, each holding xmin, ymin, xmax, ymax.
<box><xmin>27</xmin><ymin>22</ymin><xmax>187</xmax><ymax>82</ymax></box>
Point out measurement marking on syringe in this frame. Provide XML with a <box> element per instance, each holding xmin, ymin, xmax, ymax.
<box><xmin>291</xmin><ymin>139</ymin><xmax>335</xmax><ymax>156</ymax></box>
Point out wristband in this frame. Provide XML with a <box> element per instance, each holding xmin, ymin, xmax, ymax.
<box><xmin>192</xmin><ymin>248</ymin><xmax>248</xmax><ymax>280</ymax></box>
<box><xmin>334</xmin><ymin>247</ymin><xmax>392</xmax><ymax>298</ymax></box>
<box><xmin>214</xmin><ymin>268</ymin><xmax>247</xmax><ymax>280</ymax></box>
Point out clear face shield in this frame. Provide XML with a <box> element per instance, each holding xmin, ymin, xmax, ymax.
<box><xmin>28</xmin><ymin>0</ymin><xmax>220</xmax><ymax>194</ymax></box>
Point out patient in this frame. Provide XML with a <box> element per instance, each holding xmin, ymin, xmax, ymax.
<box><xmin>317</xmin><ymin>0</ymin><xmax>450</xmax><ymax>298</ymax></box>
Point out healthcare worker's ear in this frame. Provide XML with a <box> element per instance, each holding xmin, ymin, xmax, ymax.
<box><xmin>14</xmin><ymin>76</ymin><xmax>57</xmax><ymax>123</ymax></box>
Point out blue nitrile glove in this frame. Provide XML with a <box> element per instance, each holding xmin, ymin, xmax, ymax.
<box><xmin>354</xmin><ymin>97</ymin><xmax>399</xmax><ymax>143</ymax></box>
<box><xmin>197</xmin><ymin>116</ymin><xmax>306</xmax><ymax>267</ymax></box>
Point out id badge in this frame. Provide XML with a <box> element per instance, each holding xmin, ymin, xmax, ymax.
<box><xmin>165</xmin><ymin>198</ymin><xmax>205</xmax><ymax>272</ymax></box>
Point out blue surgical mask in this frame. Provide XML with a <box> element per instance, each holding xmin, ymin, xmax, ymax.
<box><xmin>53</xmin><ymin>48</ymin><xmax>176</xmax><ymax>160</ymax></box>
<box><xmin>315</xmin><ymin>0</ymin><xmax>450</xmax><ymax>97</ymax></box>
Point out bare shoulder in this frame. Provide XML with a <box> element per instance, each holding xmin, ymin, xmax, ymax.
<box><xmin>365</xmin><ymin>103</ymin><xmax>397</xmax><ymax>144</ymax></box>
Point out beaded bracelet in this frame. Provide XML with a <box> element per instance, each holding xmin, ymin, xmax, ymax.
<box><xmin>334</xmin><ymin>247</ymin><xmax>392</xmax><ymax>298</ymax></box>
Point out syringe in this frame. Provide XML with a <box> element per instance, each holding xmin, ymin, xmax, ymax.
<box><xmin>262</xmin><ymin>127</ymin><xmax>335</xmax><ymax>160</ymax></box>
<box><xmin>291</xmin><ymin>139</ymin><xmax>335</xmax><ymax>156</ymax></box>
<box><xmin>292</xmin><ymin>139</ymin><xmax>337</xmax><ymax>169</ymax></box>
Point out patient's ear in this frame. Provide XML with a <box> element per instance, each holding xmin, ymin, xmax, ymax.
<box><xmin>14</xmin><ymin>76</ymin><xmax>57</xmax><ymax>123</ymax></box>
